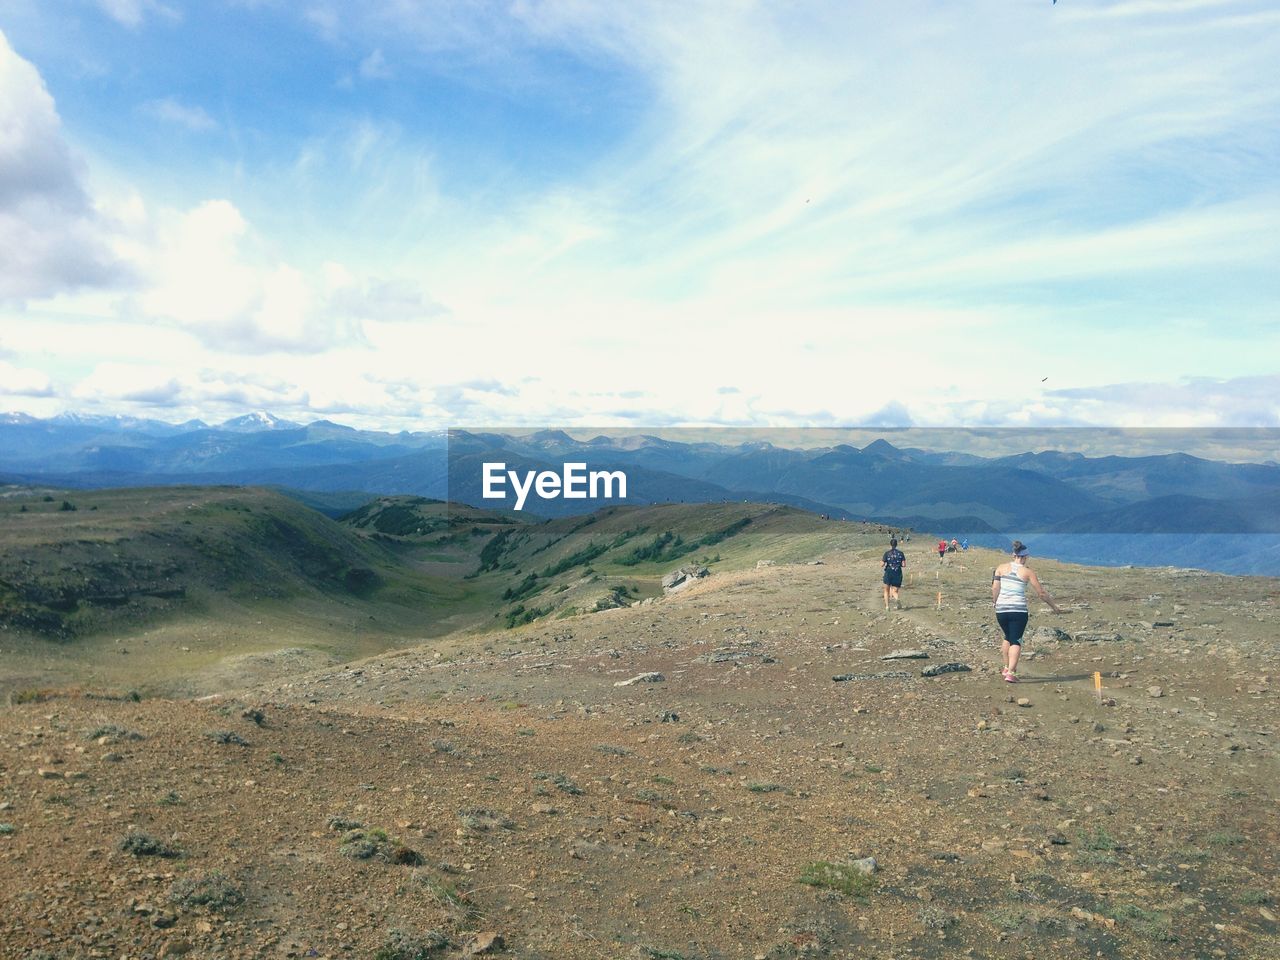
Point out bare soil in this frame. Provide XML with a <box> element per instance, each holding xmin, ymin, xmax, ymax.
<box><xmin>2</xmin><ymin>543</ymin><xmax>1277</xmax><ymax>959</ymax></box>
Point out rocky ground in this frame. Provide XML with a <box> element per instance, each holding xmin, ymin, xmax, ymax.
<box><xmin>1</xmin><ymin>543</ymin><xmax>1277</xmax><ymax>959</ymax></box>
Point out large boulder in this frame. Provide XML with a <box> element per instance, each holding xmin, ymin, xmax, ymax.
<box><xmin>662</xmin><ymin>564</ymin><xmax>709</xmax><ymax>593</ymax></box>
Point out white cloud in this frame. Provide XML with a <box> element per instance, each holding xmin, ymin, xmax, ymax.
<box><xmin>140</xmin><ymin>96</ymin><xmax>217</xmax><ymax>132</ymax></box>
<box><xmin>111</xmin><ymin>196</ymin><xmax>448</xmax><ymax>353</ymax></box>
<box><xmin>0</xmin><ymin>30</ymin><xmax>122</xmax><ymax>300</ymax></box>
<box><xmin>0</xmin><ymin>359</ymin><xmax>54</xmax><ymax>396</ymax></box>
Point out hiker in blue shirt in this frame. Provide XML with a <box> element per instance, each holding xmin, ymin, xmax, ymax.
<box><xmin>881</xmin><ymin>538</ymin><xmax>906</xmax><ymax>610</ymax></box>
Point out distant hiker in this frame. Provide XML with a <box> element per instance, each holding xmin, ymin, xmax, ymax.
<box><xmin>937</xmin><ymin>540</ymin><xmax>947</xmax><ymax>562</ymax></box>
<box><xmin>992</xmin><ymin>541</ymin><xmax>1063</xmax><ymax>683</ymax></box>
<box><xmin>949</xmin><ymin>538</ymin><xmax>960</xmax><ymax>553</ymax></box>
<box><xmin>961</xmin><ymin>538</ymin><xmax>969</xmax><ymax>551</ymax></box>
<box><xmin>881</xmin><ymin>538</ymin><xmax>906</xmax><ymax>610</ymax></box>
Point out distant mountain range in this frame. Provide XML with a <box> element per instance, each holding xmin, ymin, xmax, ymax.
<box><xmin>3</xmin><ymin>413</ymin><xmax>1278</xmax><ymax>574</ymax></box>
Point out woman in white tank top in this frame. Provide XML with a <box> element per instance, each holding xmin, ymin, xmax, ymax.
<box><xmin>991</xmin><ymin>541</ymin><xmax>1063</xmax><ymax>682</ymax></box>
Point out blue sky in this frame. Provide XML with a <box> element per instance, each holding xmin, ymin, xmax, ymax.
<box><xmin>0</xmin><ymin>0</ymin><xmax>1277</xmax><ymax>429</ymax></box>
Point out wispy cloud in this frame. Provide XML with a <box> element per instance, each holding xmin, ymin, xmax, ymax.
<box><xmin>92</xmin><ymin>0</ymin><xmax>176</xmax><ymax>29</ymax></box>
<box><xmin>358</xmin><ymin>48</ymin><xmax>391</xmax><ymax>80</ymax></box>
<box><xmin>140</xmin><ymin>96</ymin><xmax>217</xmax><ymax>132</ymax></box>
<box><xmin>1</xmin><ymin>4</ymin><xmax>1277</xmax><ymax>430</ymax></box>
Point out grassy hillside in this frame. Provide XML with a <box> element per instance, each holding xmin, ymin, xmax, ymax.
<box><xmin>0</xmin><ymin>488</ymin><xmax>892</xmax><ymax>695</ymax></box>
<box><xmin>0</xmin><ymin>486</ymin><xmax>493</xmax><ymax>697</ymax></box>
<box><xmin>439</xmin><ymin>501</ymin><xmax>889</xmax><ymax>629</ymax></box>
<box><xmin>0</xmin><ymin>486</ymin><xmax>460</xmax><ymax>641</ymax></box>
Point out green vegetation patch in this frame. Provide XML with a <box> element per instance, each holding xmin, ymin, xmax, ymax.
<box><xmin>373</xmin><ymin>929</ymin><xmax>450</xmax><ymax>960</ymax></box>
<box><xmin>170</xmin><ymin>871</ymin><xmax>245</xmax><ymax>911</ymax></box>
<box><xmin>797</xmin><ymin>861</ymin><xmax>877</xmax><ymax>898</ymax></box>
<box><xmin>120</xmin><ymin>832</ymin><xmax>180</xmax><ymax>858</ymax></box>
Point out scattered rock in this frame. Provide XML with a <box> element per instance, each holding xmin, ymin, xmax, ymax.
<box><xmin>832</xmin><ymin>671</ymin><xmax>913</xmax><ymax>682</ymax></box>
<box><xmin>1074</xmin><ymin>631</ymin><xmax>1128</xmax><ymax>643</ymax></box>
<box><xmin>1017</xmin><ymin>698</ymin><xmax>1031</xmax><ymax>707</ymax></box>
<box><xmin>614</xmin><ymin>672</ymin><xmax>665</xmax><ymax>687</ymax></box>
<box><xmin>880</xmin><ymin>649</ymin><xmax>928</xmax><ymax>660</ymax></box>
<box><xmin>1148</xmin><ymin>685</ymin><xmax>1164</xmax><ymax>698</ymax></box>
<box><xmin>1031</xmin><ymin>625</ymin><xmax>1072</xmax><ymax>643</ymax></box>
<box><xmin>465</xmin><ymin>931</ymin><xmax>505</xmax><ymax>955</ymax></box>
<box><xmin>921</xmin><ymin>662</ymin><xmax>971</xmax><ymax>678</ymax></box>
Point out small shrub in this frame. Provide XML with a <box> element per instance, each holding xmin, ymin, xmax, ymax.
<box><xmin>746</xmin><ymin>782</ymin><xmax>785</xmax><ymax>793</ymax></box>
<box><xmin>205</xmin><ymin>730</ymin><xmax>248</xmax><ymax>746</ymax></box>
<box><xmin>917</xmin><ymin>905</ymin><xmax>956</xmax><ymax>930</ymax></box>
<box><xmin>327</xmin><ymin>815</ymin><xmax>364</xmax><ymax>832</ymax></box>
<box><xmin>10</xmin><ymin>688</ymin><xmax>51</xmax><ymax>705</ymax></box>
<box><xmin>373</xmin><ymin>928</ymin><xmax>450</xmax><ymax>960</ymax></box>
<box><xmin>157</xmin><ymin>790</ymin><xmax>182</xmax><ymax>806</ymax></box>
<box><xmin>86</xmin><ymin>724</ymin><xmax>144</xmax><ymax>743</ymax></box>
<box><xmin>170</xmin><ymin>871</ymin><xmax>245</xmax><ymax>911</ymax></box>
<box><xmin>1207</xmin><ymin>830</ymin><xmax>1245</xmax><ymax>847</ymax></box>
<box><xmin>1079</xmin><ymin>826</ymin><xmax>1117</xmax><ymax>851</ymax></box>
<box><xmin>340</xmin><ymin>835</ymin><xmax>379</xmax><ymax>860</ymax></box>
<box><xmin>986</xmin><ymin>908</ymin><xmax>1026</xmax><ymax>932</ymax></box>
<box><xmin>595</xmin><ymin>744</ymin><xmax>632</xmax><ymax>756</ymax></box>
<box><xmin>430</xmin><ymin>739</ymin><xmax>456</xmax><ymax>754</ymax></box>
<box><xmin>120</xmin><ymin>833</ymin><xmax>180</xmax><ymax>858</ymax></box>
<box><xmin>458</xmin><ymin>808</ymin><xmax>514</xmax><ymax>832</ymax></box>
<box><xmin>1108</xmin><ymin>903</ymin><xmax>1176</xmax><ymax>942</ymax></box>
<box><xmin>798</xmin><ymin>861</ymin><xmax>877</xmax><ymax>898</ymax></box>
<box><xmin>533</xmin><ymin>772</ymin><xmax>584</xmax><ymax>795</ymax></box>
<box><xmin>0</xmin><ymin>823</ymin><xmax>15</xmax><ymax>835</ymax></box>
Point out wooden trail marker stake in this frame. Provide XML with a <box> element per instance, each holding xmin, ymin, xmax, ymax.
<box><xmin>1094</xmin><ymin>671</ymin><xmax>1103</xmax><ymax>704</ymax></box>
<box><xmin>936</xmin><ymin>591</ymin><xmax>943</xmax><ymax>610</ymax></box>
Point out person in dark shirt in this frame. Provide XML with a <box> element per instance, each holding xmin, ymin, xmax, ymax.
<box><xmin>881</xmin><ymin>538</ymin><xmax>906</xmax><ymax>610</ymax></box>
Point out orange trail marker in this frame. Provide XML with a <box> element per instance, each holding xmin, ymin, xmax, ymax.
<box><xmin>936</xmin><ymin>591</ymin><xmax>943</xmax><ymax>610</ymax></box>
<box><xmin>1094</xmin><ymin>671</ymin><xmax>1103</xmax><ymax>704</ymax></box>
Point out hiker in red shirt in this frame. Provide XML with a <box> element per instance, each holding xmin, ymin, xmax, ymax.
<box><xmin>937</xmin><ymin>540</ymin><xmax>947</xmax><ymax>562</ymax></box>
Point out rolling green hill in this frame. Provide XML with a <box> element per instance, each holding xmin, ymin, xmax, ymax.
<box><xmin>0</xmin><ymin>487</ymin><xmax>892</xmax><ymax>695</ymax></box>
<box><xmin>0</xmin><ymin>486</ymin><xmax>463</xmax><ymax>642</ymax></box>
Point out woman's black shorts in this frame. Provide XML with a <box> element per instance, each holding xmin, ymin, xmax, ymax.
<box><xmin>883</xmin><ymin>569</ymin><xmax>902</xmax><ymax>587</ymax></box>
<box><xmin>997</xmin><ymin>611</ymin><xmax>1029</xmax><ymax>645</ymax></box>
